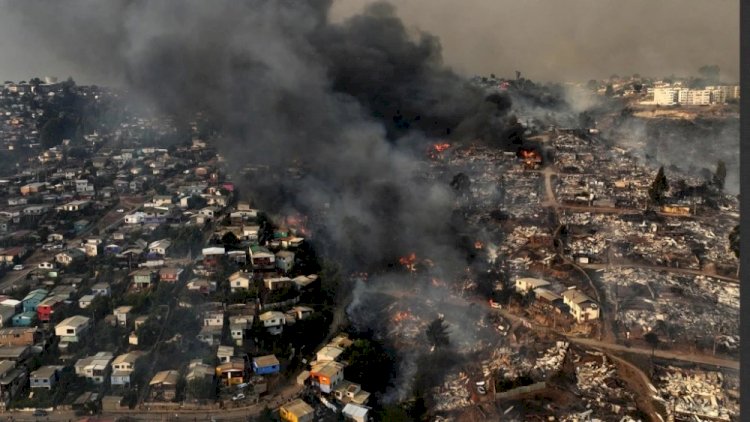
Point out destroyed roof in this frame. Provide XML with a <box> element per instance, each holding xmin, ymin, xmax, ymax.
<box><xmin>533</xmin><ymin>288</ymin><xmax>562</xmax><ymax>302</ymax></box>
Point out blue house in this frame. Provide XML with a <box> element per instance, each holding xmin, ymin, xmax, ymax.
<box><xmin>252</xmin><ymin>355</ymin><xmax>280</xmax><ymax>375</ymax></box>
<box><xmin>13</xmin><ymin>311</ymin><xmax>36</xmax><ymax>327</ymax></box>
<box><xmin>22</xmin><ymin>289</ymin><xmax>48</xmax><ymax>313</ymax></box>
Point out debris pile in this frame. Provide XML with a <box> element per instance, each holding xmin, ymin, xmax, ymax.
<box><xmin>432</xmin><ymin>371</ymin><xmax>471</xmax><ymax>412</ymax></box>
<box><xmin>531</xmin><ymin>341</ymin><xmax>569</xmax><ymax>378</ymax></box>
<box><xmin>657</xmin><ymin>366</ymin><xmax>737</xmax><ymax>421</ymax></box>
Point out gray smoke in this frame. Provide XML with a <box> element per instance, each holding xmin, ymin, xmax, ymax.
<box><xmin>8</xmin><ymin>0</ymin><xmax>511</xmax><ymax>399</ymax></box>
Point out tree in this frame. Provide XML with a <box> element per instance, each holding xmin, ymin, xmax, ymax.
<box><xmin>644</xmin><ymin>331</ymin><xmax>660</xmax><ymax>358</ymax></box>
<box><xmin>185</xmin><ymin>377</ymin><xmax>215</xmax><ymax>400</ymax></box>
<box><xmin>648</xmin><ymin>166</ymin><xmax>669</xmax><ymax>205</ymax></box>
<box><xmin>221</xmin><ymin>231</ymin><xmax>239</xmax><ymax>247</ymax></box>
<box><xmin>713</xmin><ymin>160</ymin><xmax>727</xmax><ymax>191</ymax></box>
<box><xmin>343</xmin><ymin>339</ymin><xmax>394</xmax><ymax>393</ymax></box>
<box><xmin>426</xmin><ymin>317</ymin><xmax>450</xmax><ymax>349</ymax></box>
<box><xmin>379</xmin><ymin>404</ymin><xmax>412</xmax><ymax>422</ymax></box>
<box><xmin>729</xmin><ymin>224</ymin><xmax>739</xmax><ymax>277</ymax></box>
<box><xmin>605</xmin><ymin>84</ymin><xmax>614</xmax><ymax>96</ymax></box>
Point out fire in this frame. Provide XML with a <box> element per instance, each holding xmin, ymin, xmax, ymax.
<box><xmin>433</xmin><ymin>143</ymin><xmax>451</xmax><ymax>153</ymax></box>
<box><xmin>474</xmin><ymin>241</ymin><xmax>484</xmax><ymax>250</ymax></box>
<box><xmin>399</xmin><ymin>253</ymin><xmax>417</xmax><ymax>272</ymax></box>
<box><xmin>285</xmin><ymin>214</ymin><xmax>310</xmax><ymax>236</ymax></box>
<box><xmin>392</xmin><ymin>311</ymin><xmax>413</xmax><ymax>323</ymax></box>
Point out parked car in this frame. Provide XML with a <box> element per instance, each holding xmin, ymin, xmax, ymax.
<box><xmin>232</xmin><ymin>393</ymin><xmax>245</xmax><ymax>401</ymax></box>
<box><xmin>117</xmin><ymin>208</ymin><xmax>125</xmax><ymax>213</ymax></box>
<box><xmin>12</xmin><ymin>265</ymin><xmax>23</xmax><ymax>271</ymax></box>
<box><xmin>33</xmin><ymin>409</ymin><xmax>48</xmax><ymax>417</ymax></box>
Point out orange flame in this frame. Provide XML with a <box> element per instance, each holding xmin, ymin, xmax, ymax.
<box><xmin>433</xmin><ymin>143</ymin><xmax>451</xmax><ymax>153</ymax></box>
<box><xmin>399</xmin><ymin>253</ymin><xmax>417</xmax><ymax>272</ymax></box>
<box><xmin>392</xmin><ymin>311</ymin><xmax>413</xmax><ymax>323</ymax></box>
<box><xmin>474</xmin><ymin>241</ymin><xmax>484</xmax><ymax>250</ymax></box>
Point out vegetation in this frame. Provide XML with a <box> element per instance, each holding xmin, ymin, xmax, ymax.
<box><xmin>713</xmin><ymin>160</ymin><xmax>727</xmax><ymax>191</ymax></box>
<box><xmin>425</xmin><ymin>317</ymin><xmax>450</xmax><ymax>349</ymax></box>
<box><xmin>343</xmin><ymin>339</ymin><xmax>394</xmax><ymax>393</ymax></box>
<box><xmin>648</xmin><ymin>166</ymin><xmax>669</xmax><ymax>205</ymax></box>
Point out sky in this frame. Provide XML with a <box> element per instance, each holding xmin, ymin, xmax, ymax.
<box><xmin>0</xmin><ymin>0</ymin><xmax>739</xmax><ymax>85</ymax></box>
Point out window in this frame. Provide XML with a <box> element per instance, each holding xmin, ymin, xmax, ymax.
<box><xmin>66</xmin><ymin>329</ymin><xmax>74</xmax><ymax>334</ymax></box>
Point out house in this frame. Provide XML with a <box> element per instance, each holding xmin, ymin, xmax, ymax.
<box><xmin>252</xmin><ymin>354</ymin><xmax>280</xmax><ymax>375</ymax></box>
<box><xmin>291</xmin><ymin>306</ymin><xmax>313</xmax><ymax>321</ymax></box>
<box><xmin>333</xmin><ymin>381</ymin><xmax>370</xmax><ymax>405</ymax></box>
<box><xmin>532</xmin><ymin>288</ymin><xmax>565</xmax><ymax>312</ymax></box>
<box><xmin>228</xmin><ymin>271</ymin><xmax>252</xmax><ymax>292</ymax></box>
<box><xmin>55</xmin><ymin>315</ymin><xmax>91</xmax><ymax>343</ymax></box>
<box><xmin>38</xmin><ymin>261</ymin><xmax>55</xmax><ymax>270</ymax></box>
<box><xmin>275</xmin><ymin>251</ymin><xmax>295</xmax><ymax>273</ymax></box>
<box><xmin>515</xmin><ymin>277</ymin><xmax>551</xmax><ymax>293</ymax></box>
<box><xmin>562</xmin><ymin>287</ymin><xmax>600</xmax><ymax>323</ymax></box>
<box><xmin>149</xmin><ymin>370</ymin><xmax>180</xmax><ymax>401</ymax></box>
<box><xmin>203</xmin><ymin>311</ymin><xmax>224</xmax><ymax>327</ymax></box>
<box><xmin>342</xmin><ymin>403</ymin><xmax>369</xmax><ymax>422</ymax></box>
<box><xmin>0</xmin><ymin>346</ymin><xmax>30</xmax><ymax>363</ymax></box>
<box><xmin>230</xmin><ymin>321</ymin><xmax>251</xmax><ymax>347</ymax></box>
<box><xmin>259</xmin><ymin>311</ymin><xmax>285</xmax><ymax>335</ymax></box>
<box><xmin>55</xmin><ymin>248</ymin><xmax>85</xmax><ymax>266</ymax></box>
<box><xmin>79</xmin><ymin>294</ymin><xmax>96</xmax><ymax>309</ymax></box>
<box><xmin>22</xmin><ymin>289</ymin><xmax>48</xmax><ymax>312</ymax></box>
<box><xmin>130</xmin><ymin>269</ymin><xmax>155</xmax><ymax>289</ymax></box>
<box><xmin>111</xmin><ymin>351</ymin><xmax>144</xmax><ymax>386</ymax></box>
<box><xmin>75</xmin><ymin>351</ymin><xmax>114</xmax><ymax>384</ymax></box>
<box><xmin>201</xmin><ymin>247</ymin><xmax>225</xmax><ymax>267</ymax></box>
<box><xmin>310</xmin><ymin>361</ymin><xmax>345</xmax><ymax>393</ymax></box>
<box><xmin>292</xmin><ymin>275</ymin><xmax>319</xmax><ymax>290</ymax></box>
<box><xmin>11</xmin><ymin>312</ymin><xmax>36</xmax><ymax>327</ymax></box>
<box><xmin>58</xmin><ymin>199</ymin><xmax>91</xmax><ymax>212</ymax></box>
<box><xmin>91</xmin><ymin>282</ymin><xmax>111</xmax><ymax>297</ymax></box>
<box><xmin>316</xmin><ymin>345</ymin><xmax>344</xmax><ymax>363</ymax></box>
<box><xmin>36</xmin><ymin>296</ymin><xmax>64</xmax><ymax>323</ymax></box>
<box><xmin>215</xmin><ymin>359</ymin><xmax>246</xmax><ymax>386</ymax></box>
<box><xmin>264</xmin><ymin>277</ymin><xmax>293</xmax><ymax>291</ymax></box>
<box><xmin>0</xmin><ymin>360</ymin><xmax>27</xmax><ymax>404</ymax></box>
<box><xmin>0</xmin><ymin>306</ymin><xmax>15</xmax><ymax>328</ymax></box>
<box><xmin>197</xmin><ymin>325</ymin><xmax>222</xmax><ymax>346</ymax></box>
<box><xmin>30</xmin><ymin>365</ymin><xmax>63</xmax><ymax>390</ymax></box>
<box><xmin>84</xmin><ymin>243</ymin><xmax>99</xmax><ymax>257</ymax></box>
<box><xmin>279</xmin><ymin>398</ymin><xmax>315</xmax><ymax>422</ymax></box>
<box><xmin>249</xmin><ymin>245</ymin><xmax>275</xmax><ymax>269</ymax></box>
<box><xmin>148</xmin><ymin>239</ymin><xmax>171</xmax><ymax>256</ymax></box>
<box><xmin>217</xmin><ymin>345</ymin><xmax>235</xmax><ymax>364</ymax></box>
<box><xmin>0</xmin><ymin>327</ymin><xmax>40</xmax><ymax>347</ymax></box>
<box><xmin>158</xmin><ymin>267</ymin><xmax>184</xmax><ymax>283</ymax></box>
<box><xmin>0</xmin><ymin>247</ymin><xmax>26</xmax><ymax>264</ymax></box>
<box><xmin>186</xmin><ymin>359</ymin><xmax>214</xmax><ymax>382</ymax></box>
<box><xmin>187</xmin><ymin>278</ymin><xmax>216</xmax><ymax>295</ymax></box>
<box><xmin>113</xmin><ymin>306</ymin><xmax>133</xmax><ymax>327</ymax></box>
<box><xmin>134</xmin><ymin>315</ymin><xmax>149</xmax><ymax>330</ymax></box>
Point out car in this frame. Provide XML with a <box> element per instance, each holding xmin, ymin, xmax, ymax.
<box><xmin>477</xmin><ymin>386</ymin><xmax>486</xmax><ymax>395</ymax></box>
<box><xmin>232</xmin><ymin>393</ymin><xmax>245</xmax><ymax>401</ymax></box>
<box><xmin>32</xmin><ymin>409</ymin><xmax>48</xmax><ymax>417</ymax></box>
<box><xmin>52</xmin><ymin>244</ymin><xmax>63</xmax><ymax>250</ymax></box>
<box><xmin>12</xmin><ymin>265</ymin><xmax>24</xmax><ymax>271</ymax></box>
<box><xmin>235</xmin><ymin>383</ymin><xmax>248</xmax><ymax>390</ymax></box>
<box><xmin>117</xmin><ymin>208</ymin><xmax>125</xmax><ymax>213</ymax></box>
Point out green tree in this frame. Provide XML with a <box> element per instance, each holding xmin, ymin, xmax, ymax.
<box><xmin>648</xmin><ymin>166</ymin><xmax>669</xmax><ymax>205</ymax></box>
<box><xmin>713</xmin><ymin>160</ymin><xmax>727</xmax><ymax>191</ymax></box>
<box><xmin>425</xmin><ymin>317</ymin><xmax>450</xmax><ymax>349</ymax></box>
<box><xmin>221</xmin><ymin>231</ymin><xmax>239</xmax><ymax>247</ymax></box>
<box><xmin>185</xmin><ymin>377</ymin><xmax>215</xmax><ymax>400</ymax></box>
<box><xmin>343</xmin><ymin>339</ymin><xmax>394</xmax><ymax>393</ymax></box>
<box><xmin>379</xmin><ymin>404</ymin><xmax>412</xmax><ymax>422</ymax></box>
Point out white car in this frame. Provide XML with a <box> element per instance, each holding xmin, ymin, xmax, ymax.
<box><xmin>232</xmin><ymin>393</ymin><xmax>245</xmax><ymax>401</ymax></box>
<box><xmin>117</xmin><ymin>208</ymin><xmax>125</xmax><ymax>213</ymax></box>
<box><xmin>12</xmin><ymin>265</ymin><xmax>24</xmax><ymax>271</ymax></box>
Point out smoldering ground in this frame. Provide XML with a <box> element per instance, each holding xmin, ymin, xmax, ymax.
<box><xmin>9</xmin><ymin>0</ymin><xmax>520</xmax><ymax>400</ymax></box>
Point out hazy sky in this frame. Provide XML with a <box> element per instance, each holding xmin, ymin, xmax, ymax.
<box><xmin>0</xmin><ymin>0</ymin><xmax>739</xmax><ymax>84</ymax></box>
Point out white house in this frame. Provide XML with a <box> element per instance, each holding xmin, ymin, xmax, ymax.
<box><xmin>55</xmin><ymin>315</ymin><xmax>91</xmax><ymax>343</ymax></box>
<box><xmin>515</xmin><ymin>277</ymin><xmax>551</xmax><ymax>293</ymax></box>
<box><xmin>203</xmin><ymin>311</ymin><xmax>225</xmax><ymax>327</ymax></box>
<box><xmin>275</xmin><ymin>251</ymin><xmax>295</xmax><ymax>273</ymax></box>
<box><xmin>75</xmin><ymin>351</ymin><xmax>114</xmax><ymax>384</ymax></box>
<box><xmin>228</xmin><ymin>271</ymin><xmax>252</xmax><ymax>292</ymax></box>
<box><xmin>561</xmin><ymin>287</ymin><xmax>600</xmax><ymax>323</ymax></box>
<box><xmin>148</xmin><ymin>239</ymin><xmax>171</xmax><ymax>256</ymax></box>
<box><xmin>113</xmin><ymin>306</ymin><xmax>133</xmax><ymax>327</ymax></box>
<box><xmin>259</xmin><ymin>311</ymin><xmax>285</xmax><ymax>335</ymax></box>
<box><xmin>79</xmin><ymin>294</ymin><xmax>96</xmax><ymax>309</ymax></box>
